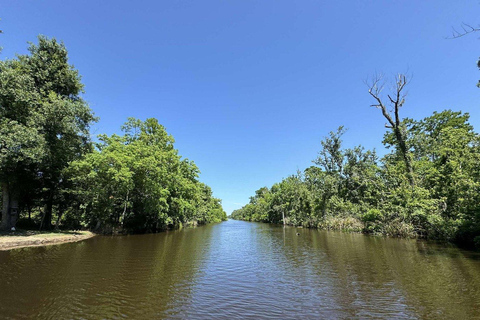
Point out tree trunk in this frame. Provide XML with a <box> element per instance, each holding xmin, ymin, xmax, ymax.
<box><xmin>321</xmin><ymin>193</ymin><xmax>328</xmax><ymax>218</ymax></box>
<box><xmin>1</xmin><ymin>182</ymin><xmax>11</xmax><ymax>230</ymax></box>
<box><xmin>94</xmin><ymin>220</ymin><xmax>102</xmax><ymax>232</ymax></box>
<box><xmin>55</xmin><ymin>208</ymin><xmax>63</xmax><ymax>231</ymax></box>
<box><xmin>1</xmin><ymin>182</ymin><xmax>19</xmax><ymax>230</ymax></box>
<box><xmin>121</xmin><ymin>191</ymin><xmax>129</xmax><ymax>227</ymax></box>
<box><xmin>40</xmin><ymin>189</ymin><xmax>54</xmax><ymax>230</ymax></box>
<box><xmin>395</xmin><ymin>128</ymin><xmax>415</xmax><ymax>187</ymax></box>
<box><xmin>10</xmin><ymin>194</ymin><xmax>19</xmax><ymax>228</ymax></box>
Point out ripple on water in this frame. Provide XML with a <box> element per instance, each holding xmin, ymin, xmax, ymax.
<box><xmin>1</xmin><ymin>220</ymin><xmax>480</xmax><ymax>319</ymax></box>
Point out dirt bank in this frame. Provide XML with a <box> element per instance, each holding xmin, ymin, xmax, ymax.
<box><xmin>0</xmin><ymin>230</ymin><xmax>96</xmax><ymax>251</ymax></box>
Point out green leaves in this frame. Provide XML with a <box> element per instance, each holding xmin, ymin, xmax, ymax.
<box><xmin>0</xmin><ymin>35</ymin><xmax>224</xmax><ymax>231</ymax></box>
<box><xmin>233</xmin><ymin>110</ymin><xmax>480</xmax><ymax>247</ymax></box>
<box><xmin>69</xmin><ymin>118</ymin><xmax>226</xmax><ymax>232</ymax></box>
<box><xmin>0</xmin><ymin>119</ymin><xmax>45</xmax><ymax>172</ymax></box>
<box><xmin>0</xmin><ymin>36</ymin><xmax>95</xmax><ymax>229</ymax></box>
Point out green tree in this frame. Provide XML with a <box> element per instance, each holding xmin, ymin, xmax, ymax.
<box><xmin>69</xmin><ymin>118</ymin><xmax>226</xmax><ymax>233</ymax></box>
<box><xmin>19</xmin><ymin>36</ymin><xmax>96</xmax><ymax>230</ymax></box>
<box><xmin>0</xmin><ymin>54</ymin><xmax>44</xmax><ymax>229</ymax></box>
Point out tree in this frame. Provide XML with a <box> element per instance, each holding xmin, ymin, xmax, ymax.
<box><xmin>69</xmin><ymin>118</ymin><xmax>226</xmax><ymax>233</ymax></box>
<box><xmin>396</xmin><ymin>110</ymin><xmax>480</xmax><ymax>239</ymax></box>
<box><xmin>0</xmin><ymin>59</ymin><xmax>44</xmax><ymax>230</ymax></box>
<box><xmin>368</xmin><ymin>74</ymin><xmax>415</xmax><ymax>186</ymax></box>
<box><xmin>22</xmin><ymin>37</ymin><xmax>96</xmax><ymax>230</ymax></box>
<box><xmin>0</xmin><ymin>36</ymin><xmax>95</xmax><ymax>230</ymax></box>
<box><xmin>314</xmin><ymin>126</ymin><xmax>346</xmax><ymax>176</ymax></box>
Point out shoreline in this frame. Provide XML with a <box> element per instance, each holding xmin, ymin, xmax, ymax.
<box><xmin>0</xmin><ymin>231</ymin><xmax>96</xmax><ymax>251</ymax></box>
<box><xmin>231</xmin><ymin>219</ymin><xmax>480</xmax><ymax>251</ymax></box>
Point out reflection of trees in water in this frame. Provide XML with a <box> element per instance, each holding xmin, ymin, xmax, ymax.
<box><xmin>0</xmin><ymin>226</ymin><xmax>214</xmax><ymax>319</ymax></box>
<box><xmin>251</xmin><ymin>224</ymin><xmax>480</xmax><ymax>319</ymax></box>
<box><xmin>305</xmin><ymin>230</ymin><xmax>480</xmax><ymax>319</ymax></box>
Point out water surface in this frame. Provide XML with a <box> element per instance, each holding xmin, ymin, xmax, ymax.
<box><xmin>1</xmin><ymin>220</ymin><xmax>480</xmax><ymax>319</ymax></box>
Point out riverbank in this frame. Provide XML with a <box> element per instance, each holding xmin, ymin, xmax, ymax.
<box><xmin>0</xmin><ymin>230</ymin><xmax>96</xmax><ymax>251</ymax></box>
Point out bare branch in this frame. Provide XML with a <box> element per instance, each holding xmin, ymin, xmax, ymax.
<box><xmin>394</xmin><ymin>74</ymin><xmax>408</xmax><ymax>127</ymax></box>
<box><xmin>447</xmin><ymin>22</ymin><xmax>480</xmax><ymax>39</ymax></box>
<box><xmin>366</xmin><ymin>75</ymin><xmax>396</xmax><ymax>128</ymax></box>
<box><xmin>387</xmin><ymin>95</ymin><xmax>395</xmax><ymax>105</ymax></box>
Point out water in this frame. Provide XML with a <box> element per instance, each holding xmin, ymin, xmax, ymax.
<box><xmin>1</xmin><ymin>220</ymin><xmax>480</xmax><ymax>319</ymax></box>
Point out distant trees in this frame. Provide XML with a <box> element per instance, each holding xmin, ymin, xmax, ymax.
<box><xmin>0</xmin><ymin>36</ymin><xmax>226</xmax><ymax>232</ymax></box>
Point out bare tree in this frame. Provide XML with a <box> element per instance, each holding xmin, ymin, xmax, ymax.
<box><xmin>367</xmin><ymin>74</ymin><xmax>415</xmax><ymax>187</ymax></box>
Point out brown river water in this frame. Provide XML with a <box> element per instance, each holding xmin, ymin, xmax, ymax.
<box><xmin>0</xmin><ymin>219</ymin><xmax>480</xmax><ymax>319</ymax></box>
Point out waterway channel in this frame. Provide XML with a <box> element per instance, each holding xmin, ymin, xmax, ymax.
<box><xmin>0</xmin><ymin>219</ymin><xmax>479</xmax><ymax>319</ymax></box>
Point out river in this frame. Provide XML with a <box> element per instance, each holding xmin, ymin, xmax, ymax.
<box><xmin>0</xmin><ymin>220</ymin><xmax>479</xmax><ymax>319</ymax></box>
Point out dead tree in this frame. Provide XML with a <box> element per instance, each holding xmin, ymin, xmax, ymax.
<box><xmin>367</xmin><ymin>74</ymin><xmax>415</xmax><ymax>187</ymax></box>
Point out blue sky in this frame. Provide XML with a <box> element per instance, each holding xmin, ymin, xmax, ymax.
<box><xmin>1</xmin><ymin>1</ymin><xmax>479</xmax><ymax>214</ymax></box>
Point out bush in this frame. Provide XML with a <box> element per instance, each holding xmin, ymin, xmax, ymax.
<box><xmin>361</xmin><ymin>209</ymin><xmax>383</xmax><ymax>222</ymax></box>
<box><xmin>318</xmin><ymin>215</ymin><xmax>364</xmax><ymax>232</ymax></box>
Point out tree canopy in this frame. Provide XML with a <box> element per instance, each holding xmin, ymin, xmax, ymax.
<box><xmin>0</xmin><ymin>36</ymin><xmax>225</xmax><ymax>232</ymax></box>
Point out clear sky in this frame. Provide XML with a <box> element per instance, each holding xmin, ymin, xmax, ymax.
<box><xmin>1</xmin><ymin>1</ymin><xmax>479</xmax><ymax>214</ymax></box>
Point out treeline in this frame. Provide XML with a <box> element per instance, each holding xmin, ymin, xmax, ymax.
<box><xmin>232</xmin><ymin>83</ymin><xmax>480</xmax><ymax>248</ymax></box>
<box><xmin>0</xmin><ymin>36</ymin><xmax>226</xmax><ymax>233</ymax></box>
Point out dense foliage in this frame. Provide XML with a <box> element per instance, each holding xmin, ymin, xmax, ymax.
<box><xmin>0</xmin><ymin>36</ymin><xmax>95</xmax><ymax>230</ymax></box>
<box><xmin>0</xmin><ymin>36</ymin><xmax>226</xmax><ymax>233</ymax></box>
<box><xmin>231</xmin><ymin>110</ymin><xmax>480</xmax><ymax>249</ymax></box>
<box><xmin>66</xmin><ymin>118</ymin><xmax>226</xmax><ymax>233</ymax></box>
